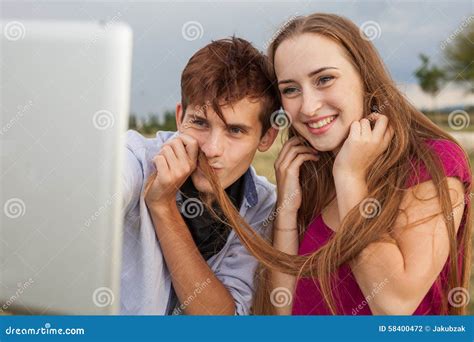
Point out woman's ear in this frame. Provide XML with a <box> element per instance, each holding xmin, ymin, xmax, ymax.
<box><xmin>258</xmin><ymin>127</ymin><xmax>279</xmax><ymax>152</ymax></box>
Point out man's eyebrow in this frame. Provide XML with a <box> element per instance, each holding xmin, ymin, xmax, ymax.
<box><xmin>187</xmin><ymin>113</ymin><xmax>252</xmax><ymax>131</ymax></box>
<box><xmin>187</xmin><ymin>113</ymin><xmax>207</xmax><ymax>121</ymax></box>
<box><xmin>225</xmin><ymin>122</ymin><xmax>253</xmax><ymax>131</ymax></box>
<box><xmin>278</xmin><ymin>66</ymin><xmax>339</xmax><ymax>85</ymax></box>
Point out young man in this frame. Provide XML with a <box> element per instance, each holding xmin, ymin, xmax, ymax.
<box><xmin>121</xmin><ymin>37</ymin><xmax>280</xmax><ymax>315</ymax></box>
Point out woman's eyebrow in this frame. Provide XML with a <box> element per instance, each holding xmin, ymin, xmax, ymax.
<box><xmin>278</xmin><ymin>66</ymin><xmax>339</xmax><ymax>85</ymax></box>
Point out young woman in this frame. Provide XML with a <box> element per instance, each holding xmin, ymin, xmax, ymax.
<box><xmin>193</xmin><ymin>13</ymin><xmax>472</xmax><ymax>315</ymax></box>
<box><xmin>257</xmin><ymin>13</ymin><xmax>473</xmax><ymax>315</ymax></box>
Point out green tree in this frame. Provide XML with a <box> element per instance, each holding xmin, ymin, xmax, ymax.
<box><xmin>142</xmin><ymin>112</ymin><xmax>160</xmax><ymax>135</ymax></box>
<box><xmin>414</xmin><ymin>53</ymin><xmax>446</xmax><ymax>111</ymax></box>
<box><xmin>128</xmin><ymin>113</ymin><xmax>137</xmax><ymax>130</ymax></box>
<box><xmin>444</xmin><ymin>20</ymin><xmax>474</xmax><ymax>92</ymax></box>
<box><xmin>160</xmin><ymin>110</ymin><xmax>178</xmax><ymax>132</ymax></box>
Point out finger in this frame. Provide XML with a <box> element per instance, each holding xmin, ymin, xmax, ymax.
<box><xmin>279</xmin><ymin>145</ymin><xmax>318</xmax><ymax>170</ymax></box>
<box><xmin>275</xmin><ymin>136</ymin><xmax>305</xmax><ymax>169</ymax></box>
<box><xmin>166</xmin><ymin>139</ymin><xmax>191</xmax><ymax>166</ymax></box>
<box><xmin>178</xmin><ymin>134</ymin><xmax>199</xmax><ymax>163</ymax></box>
<box><xmin>367</xmin><ymin>112</ymin><xmax>380</xmax><ymax>122</ymax></box>
<box><xmin>372</xmin><ymin>114</ymin><xmax>389</xmax><ymax>141</ymax></box>
<box><xmin>360</xmin><ymin>118</ymin><xmax>371</xmax><ymax>137</ymax></box>
<box><xmin>149</xmin><ymin>155</ymin><xmax>170</xmax><ymax>189</ymax></box>
<box><xmin>152</xmin><ymin>154</ymin><xmax>170</xmax><ymax>173</ymax></box>
<box><xmin>349</xmin><ymin>121</ymin><xmax>361</xmax><ymax>138</ymax></box>
<box><xmin>382</xmin><ymin>125</ymin><xmax>394</xmax><ymax>148</ymax></box>
<box><xmin>160</xmin><ymin>145</ymin><xmax>180</xmax><ymax>170</ymax></box>
<box><xmin>287</xmin><ymin>153</ymin><xmax>320</xmax><ymax>173</ymax></box>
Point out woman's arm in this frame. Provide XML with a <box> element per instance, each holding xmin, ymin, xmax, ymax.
<box><xmin>271</xmin><ymin>136</ymin><xmax>319</xmax><ymax>315</ymax></box>
<box><xmin>335</xmin><ymin>175</ymin><xmax>465</xmax><ymax>314</ymax></box>
<box><xmin>271</xmin><ymin>207</ymin><xmax>299</xmax><ymax>314</ymax></box>
<box><xmin>332</xmin><ymin>114</ymin><xmax>466</xmax><ymax>314</ymax></box>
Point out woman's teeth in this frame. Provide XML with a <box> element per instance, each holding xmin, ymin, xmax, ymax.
<box><xmin>307</xmin><ymin>115</ymin><xmax>337</xmax><ymax>129</ymax></box>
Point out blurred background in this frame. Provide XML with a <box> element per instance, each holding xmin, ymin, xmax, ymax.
<box><xmin>2</xmin><ymin>0</ymin><xmax>473</xmax><ymax>313</ymax></box>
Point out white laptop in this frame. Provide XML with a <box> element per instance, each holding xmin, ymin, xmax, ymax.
<box><xmin>0</xmin><ymin>20</ymin><xmax>132</xmax><ymax>314</ymax></box>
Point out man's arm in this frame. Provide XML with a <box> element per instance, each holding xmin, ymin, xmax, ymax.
<box><xmin>148</xmin><ymin>202</ymin><xmax>235</xmax><ymax>315</ymax></box>
<box><xmin>144</xmin><ymin>134</ymin><xmax>235</xmax><ymax>315</ymax></box>
<box><xmin>123</xmin><ymin>139</ymin><xmax>144</xmax><ymax>215</ymax></box>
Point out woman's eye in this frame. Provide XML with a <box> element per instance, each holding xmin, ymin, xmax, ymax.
<box><xmin>281</xmin><ymin>87</ymin><xmax>300</xmax><ymax>96</ymax></box>
<box><xmin>317</xmin><ymin>75</ymin><xmax>334</xmax><ymax>86</ymax></box>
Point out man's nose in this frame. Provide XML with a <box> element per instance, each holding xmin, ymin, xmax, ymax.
<box><xmin>200</xmin><ymin>130</ymin><xmax>224</xmax><ymax>159</ymax></box>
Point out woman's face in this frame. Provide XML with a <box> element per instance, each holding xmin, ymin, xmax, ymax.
<box><xmin>274</xmin><ymin>33</ymin><xmax>365</xmax><ymax>152</ymax></box>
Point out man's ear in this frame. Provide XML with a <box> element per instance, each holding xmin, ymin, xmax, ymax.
<box><xmin>257</xmin><ymin>127</ymin><xmax>278</xmax><ymax>152</ymax></box>
<box><xmin>175</xmin><ymin>102</ymin><xmax>184</xmax><ymax>132</ymax></box>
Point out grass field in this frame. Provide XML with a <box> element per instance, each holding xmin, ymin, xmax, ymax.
<box><xmin>252</xmin><ymin>132</ymin><xmax>474</xmax><ymax>314</ymax></box>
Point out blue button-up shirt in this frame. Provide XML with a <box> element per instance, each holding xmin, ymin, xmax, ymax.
<box><xmin>121</xmin><ymin>130</ymin><xmax>276</xmax><ymax>315</ymax></box>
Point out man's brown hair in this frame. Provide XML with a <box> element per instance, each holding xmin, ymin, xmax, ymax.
<box><xmin>180</xmin><ymin>36</ymin><xmax>279</xmax><ymax>135</ymax></box>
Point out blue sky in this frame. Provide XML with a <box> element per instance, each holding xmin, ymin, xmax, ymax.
<box><xmin>2</xmin><ymin>0</ymin><xmax>473</xmax><ymax>118</ymax></box>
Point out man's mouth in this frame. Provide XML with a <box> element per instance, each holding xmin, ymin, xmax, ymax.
<box><xmin>210</xmin><ymin>166</ymin><xmax>223</xmax><ymax>173</ymax></box>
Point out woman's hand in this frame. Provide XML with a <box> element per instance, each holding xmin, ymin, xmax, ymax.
<box><xmin>274</xmin><ymin>136</ymin><xmax>319</xmax><ymax>213</ymax></box>
<box><xmin>333</xmin><ymin>113</ymin><xmax>394</xmax><ymax>181</ymax></box>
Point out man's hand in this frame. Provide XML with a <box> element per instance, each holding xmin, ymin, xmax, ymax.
<box><xmin>144</xmin><ymin>134</ymin><xmax>199</xmax><ymax>206</ymax></box>
<box><xmin>144</xmin><ymin>134</ymin><xmax>236</xmax><ymax>315</ymax></box>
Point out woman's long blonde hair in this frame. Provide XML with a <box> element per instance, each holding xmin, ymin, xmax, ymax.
<box><xmin>164</xmin><ymin>13</ymin><xmax>472</xmax><ymax>315</ymax></box>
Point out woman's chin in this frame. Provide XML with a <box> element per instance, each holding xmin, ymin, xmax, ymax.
<box><xmin>305</xmin><ymin>136</ymin><xmax>342</xmax><ymax>154</ymax></box>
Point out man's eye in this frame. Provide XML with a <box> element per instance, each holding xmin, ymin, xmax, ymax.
<box><xmin>229</xmin><ymin>127</ymin><xmax>244</xmax><ymax>135</ymax></box>
<box><xmin>317</xmin><ymin>75</ymin><xmax>335</xmax><ymax>86</ymax></box>
<box><xmin>190</xmin><ymin>119</ymin><xmax>206</xmax><ymax>127</ymax></box>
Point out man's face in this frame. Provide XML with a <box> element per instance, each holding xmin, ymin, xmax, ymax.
<box><xmin>176</xmin><ymin>97</ymin><xmax>277</xmax><ymax>193</ymax></box>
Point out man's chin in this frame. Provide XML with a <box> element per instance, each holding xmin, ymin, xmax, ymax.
<box><xmin>190</xmin><ymin>172</ymin><xmax>217</xmax><ymax>194</ymax></box>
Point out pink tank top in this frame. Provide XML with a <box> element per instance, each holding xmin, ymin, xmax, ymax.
<box><xmin>292</xmin><ymin>139</ymin><xmax>472</xmax><ymax>315</ymax></box>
